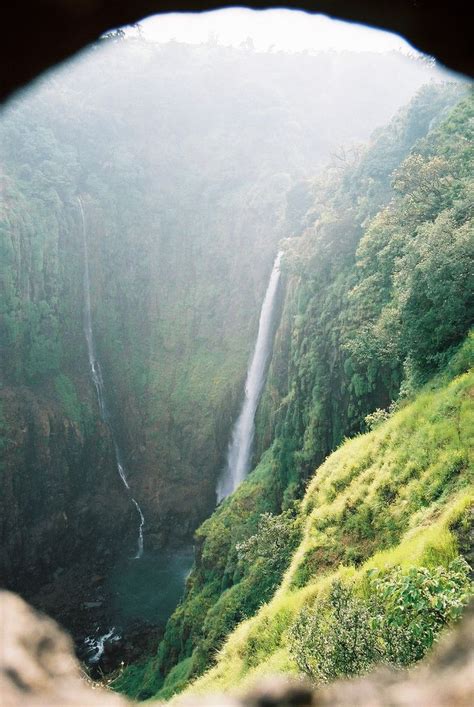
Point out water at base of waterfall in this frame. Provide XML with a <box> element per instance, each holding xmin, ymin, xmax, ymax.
<box><xmin>82</xmin><ymin>546</ymin><xmax>194</xmax><ymax>667</ymax></box>
<box><xmin>84</xmin><ymin>627</ymin><xmax>121</xmax><ymax>664</ymax></box>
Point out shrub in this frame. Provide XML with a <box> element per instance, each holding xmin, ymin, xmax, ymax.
<box><xmin>369</xmin><ymin>557</ymin><xmax>472</xmax><ymax>666</ymax></box>
<box><xmin>289</xmin><ymin>581</ymin><xmax>382</xmax><ymax>682</ymax></box>
<box><xmin>289</xmin><ymin>558</ymin><xmax>472</xmax><ymax>683</ymax></box>
<box><xmin>236</xmin><ymin>508</ymin><xmax>301</xmax><ymax>582</ymax></box>
<box><xmin>364</xmin><ymin>407</ymin><xmax>391</xmax><ymax>431</ymax></box>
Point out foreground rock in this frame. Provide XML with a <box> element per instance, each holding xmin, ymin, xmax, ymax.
<box><xmin>0</xmin><ymin>591</ymin><xmax>126</xmax><ymax>706</ymax></box>
<box><xmin>1</xmin><ymin>590</ymin><xmax>473</xmax><ymax>706</ymax></box>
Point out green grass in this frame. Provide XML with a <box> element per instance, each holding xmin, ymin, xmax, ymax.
<box><xmin>114</xmin><ymin>339</ymin><xmax>473</xmax><ymax>703</ymax></box>
<box><xmin>173</xmin><ymin>351</ymin><xmax>473</xmax><ymax>699</ymax></box>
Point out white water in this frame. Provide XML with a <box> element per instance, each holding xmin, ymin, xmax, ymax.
<box><xmin>84</xmin><ymin>627</ymin><xmax>120</xmax><ymax>664</ymax></box>
<box><xmin>216</xmin><ymin>251</ymin><xmax>283</xmax><ymax>502</ymax></box>
<box><xmin>79</xmin><ymin>198</ymin><xmax>145</xmax><ymax>559</ymax></box>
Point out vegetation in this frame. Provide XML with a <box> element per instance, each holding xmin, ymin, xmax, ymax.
<box><xmin>0</xmin><ymin>401</ymin><xmax>7</xmax><ymax>473</ymax></box>
<box><xmin>289</xmin><ymin>559</ymin><xmax>472</xmax><ymax>682</ymax></box>
<box><xmin>1</xmin><ymin>40</ymin><xmax>434</xmax><ymax>549</ymax></box>
<box><xmin>0</xmin><ymin>34</ymin><xmax>472</xmax><ymax>703</ymax></box>
<box><xmin>54</xmin><ymin>374</ymin><xmax>82</xmax><ymax>426</ymax></box>
<box><xmin>111</xmin><ymin>86</ymin><xmax>473</xmax><ymax>700</ymax></box>
<box><xmin>178</xmin><ymin>342</ymin><xmax>473</xmax><ymax>696</ymax></box>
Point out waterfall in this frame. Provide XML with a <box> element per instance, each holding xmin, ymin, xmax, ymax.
<box><xmin>216</xmin><ymin>251</ymin><xmax>283</xmax><ymax>502</ymax></box>
<box><xmin>79</xmin><ymin>198</ymin><xmax>145</xmax><ymax>559</ymax></box>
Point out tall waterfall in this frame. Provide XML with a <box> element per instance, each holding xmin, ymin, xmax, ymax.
<box><xmin>79</xmin><ymin>198</ymin><xmax>145</xmax><ymax>559</ymax></box>
<box><xmin>217</xmin><ymin>251</ymin><xmax>283</xmax><ymax>502</ymax></box>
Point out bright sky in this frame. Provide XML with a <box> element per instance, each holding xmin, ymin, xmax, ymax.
<box><xmin>139</xmin><ymin>8</ymin><xmax>414</xmax><ymax>54</ymax></box>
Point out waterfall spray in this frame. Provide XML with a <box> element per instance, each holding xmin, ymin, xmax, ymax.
<box><xmin>79</xmin><ymin>197</ymin><xmax>145</xmax><ymax>559</ymax></box>
<box><xmin>217</xmin><ymin>251</ymin><xmax>283</xmax><ymax>502</ymax></box>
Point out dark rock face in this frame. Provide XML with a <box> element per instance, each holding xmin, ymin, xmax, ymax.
<box><xmin>1</xmin><ymin>590</ymin><xmax>473</xmax><ymax>706</ymax></box>
<box><xmin>0</xmin><ymin>384</ymin><xmax>134</xmax><ymax>622</ymax></box>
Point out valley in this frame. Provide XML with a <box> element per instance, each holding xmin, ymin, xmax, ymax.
<box><xmin>0</xmin><ymin>28</ymin><xmax>472</xmax><ymax>704</ymax></box>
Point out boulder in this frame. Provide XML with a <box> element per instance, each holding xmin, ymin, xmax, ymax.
<box><xmin>1</xmin><ymin>590</ymin><xmax>473</xmax><ymax>707</ymax></box>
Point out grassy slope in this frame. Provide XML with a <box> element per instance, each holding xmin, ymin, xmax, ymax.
<box><xmin>177</xmin><ymin>336</ymin><xmax>473</xmax><ymax>698</ymax></box>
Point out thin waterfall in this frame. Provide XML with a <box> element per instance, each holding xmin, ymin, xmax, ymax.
<box><xmin>217</xmin><ymin>251</ymin><xmax>283</xmax><ymax>502</ymax></box>
<box><xmin>79</xmin><ymin>198</ymin><xmax>145</xmax><ymax>559</ymax></box>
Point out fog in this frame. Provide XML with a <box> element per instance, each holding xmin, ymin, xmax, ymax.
<box><xmin>0</xmin><ymin>7</ymin><xmax>467</xmax><ymax>688</ymax></box>
<box><xmin>139</xmin><ymin>8</ymin><xmax>413</xmax><ymax>53</ymax></box>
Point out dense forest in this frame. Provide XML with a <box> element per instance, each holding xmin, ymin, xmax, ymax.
<box><xmin>0</xmin><ymin>31</ymin><xmax>472</xmax><ymax>705</ymax></box>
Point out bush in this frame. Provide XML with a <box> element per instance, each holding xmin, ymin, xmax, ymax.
<box><xmin>236</xmin><ymin>509</ymin><xmax>301</xmax><ymax>582</ymax></box>
<box><xmin>369</xmin><ymin>557</ymin><xmax>472</xmax><ymax>666</ymax></box>
<box><xmin>289</xmin><ymin>558</ymin><xmax>472</xmax><ymax>683</ymax></box>
<box><xmin>364</xmin><ymin>407</ymin><xmax>391</xmax><ymax>431</ymax></box>
<box><xmin>289</xmin><ymin>581</ymin><xmax>381</xmax><ymax>682</ymax></box>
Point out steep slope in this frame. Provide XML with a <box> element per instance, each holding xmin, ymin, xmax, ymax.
<box><xmin>0</xmin><ymin>178</ymin><xmax>136</xmax><ymax>602</ymax></box>
<box><xmin>115</xmin><ymin>84</ymin><xmax>473</xmax><ymax>700</ymax></box>
<box><xmin>0</xmin><ymin>39</ymin><xmax>441</xmax><ymax>627</ymax></box>
<box><xmin>181</xmin><ymin>335</ymin><xmax>473</xmax><ymax>696</ymax></box>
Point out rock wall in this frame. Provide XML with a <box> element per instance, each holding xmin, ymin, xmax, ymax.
<box><xmin>0</xmin><ymin>384</ymin><xmax>135</xmax><ymax>625</ymax></box>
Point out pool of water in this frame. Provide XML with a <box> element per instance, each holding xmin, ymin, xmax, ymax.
<box><xmin>105</xmin><ymin>545</ymin><xmax>194</xmax><ymax>627</ymax></box>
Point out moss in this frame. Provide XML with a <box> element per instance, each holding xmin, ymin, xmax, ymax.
<box><xmin>0</xmin><ymin>400</ymin><xmax>7</xmax><ymax>472</ymax></box>
<box><xmin>153</xmin><ymin>657</ymin><xmax>194</xmax><ymax>702</ymax></box>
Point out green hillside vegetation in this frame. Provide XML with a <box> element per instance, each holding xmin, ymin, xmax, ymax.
<box><xmin>1</xmin><ymin>35</ymin><xmax>472</xmax><ymax>700</ymax></box>
<box><xmin>182</xmin><ymin>336</ymin><xmax>473</xmax><ymax>696</ymax></box>
<box><xmin>112</xmin><ymin>85</ymin><xmax>473</xmax><ymax>701</ymax></box>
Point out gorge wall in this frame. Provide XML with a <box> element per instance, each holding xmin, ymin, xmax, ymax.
<box><xmin>115</xmin><ymin>83</ymin><xmax>473</xmax><ymax>700</ymax></box>
<box><xmin>0</xmin><ymin>38</ymin><xmax>449</xmax><ymax>633</ymax></box>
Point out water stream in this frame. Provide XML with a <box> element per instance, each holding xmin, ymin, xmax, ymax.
<box><xmin>216</xmin><ymin>251</ymin><xmax>283</xmax><ymax>502</ymax></box>
<box><xmin>79</xmin><ymin>197</ymin><xmax>145</xmax><ymax>559</ymax></box>
<box><xmin>84</xmin><ymin>627</ymin><xmax>120</xmax><ymax>665</ymax></box>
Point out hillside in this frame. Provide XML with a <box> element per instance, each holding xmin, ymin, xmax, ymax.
<box><xmin>113</xmin><ymin>85</ymin><xmax>473</xmax><ymax>700</ymax></box>
<box><xmin>182</xmin><ymin>336</ymin><xmax>473</xmax><ymax>696</ymax></box>
<box><xmin>0</xmin><ymin>31</ymin><xmax>472</xmax><ymax>700</ymax></box>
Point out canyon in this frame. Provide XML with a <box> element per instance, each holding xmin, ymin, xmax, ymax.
<box><xmin>0</xmin><ymin>39</ymin><xmax>438</xmax><ymax>635</ymax></box>
<box><xmin>0</xmin><ymin>31</ymin><xmax>472</xmax><ymax>703</ymax></box>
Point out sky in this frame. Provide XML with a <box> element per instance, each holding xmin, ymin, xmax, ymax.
<box><xmin>138</xmin><ymin>8</ymin><xmax>415</xmax><ymax>54</ymax></box>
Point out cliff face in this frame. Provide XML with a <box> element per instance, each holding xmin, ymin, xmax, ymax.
<box><xmin>0</xmin><ymin>39</ymin><xmax>445</xmax><ymax>632</ymax></box>
<box><xmin>117</xmin><ymin>85</ymin><xmax>472</xmax><ymax>701</ymax></box>
<box><xmin>0</xmin><ymin>383</ymin><xmax>135</xmax><ymax>603</ymax></box>
<box><xmin>79</xmin><ymin>189</ymin><xmax>288</xmax><ymax>547</ymax></box>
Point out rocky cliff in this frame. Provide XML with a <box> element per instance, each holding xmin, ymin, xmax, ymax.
<box><xmin>0</xmin><ymin>39</ymin><xmax>448</xmax><ymax>641</ymax></box>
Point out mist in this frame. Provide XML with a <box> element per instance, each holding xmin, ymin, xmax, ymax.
<box><xmin>1</xmin><ymin>9</ymin><xmax>471</xmax><ymax>702</ymax></box>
